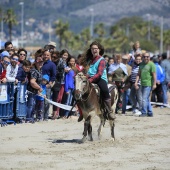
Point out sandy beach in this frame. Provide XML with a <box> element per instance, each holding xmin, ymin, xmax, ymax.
<box><xmin>0</xmin><ymin>105</ymin><xmax>170</xmax><ymax>170</ymax></box>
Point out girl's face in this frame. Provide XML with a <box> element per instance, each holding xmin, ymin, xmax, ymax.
<box><xmin>69</xmin><ymin>58</ymin><xmax>75</xmax><ymax>67</ymax></box>
<box><xmin>62</xmin><ymin>52</ymin><xmax>68</xmax><ymax>61</ymax></box>
<box><xmin>91</xmin><ymin>45</ymin><xmax>100</xmax><ymax>57</ymax></box>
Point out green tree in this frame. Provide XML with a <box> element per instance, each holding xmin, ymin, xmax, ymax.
<box><xmin>163</xmin><ymin>30</ymin><xmax>170</xmax><ymax>50</ymax></box>
<box><xmin>80</xmin><ymin>28</ymin><xmax>91</xmax><ymax>47</ymax></box>
<box><xmin>94</xmin><ymin>23</ymin><xmax>105</xmax><ymax>38</ymax></box>
<box><xmin>55</xmin><ymin>20</ymin><xmax>69</xmax><ymax>49</ymax></box>
<box><xmin>3</xmin><ymin>9</ymin><xmax>17</xmax><ymax>41</ymax></box>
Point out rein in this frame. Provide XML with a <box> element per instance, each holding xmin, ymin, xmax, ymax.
<box><xmin>80</xmin><ymin>86</ymin><xmax>93</xmax><ymax>102</ymax></box>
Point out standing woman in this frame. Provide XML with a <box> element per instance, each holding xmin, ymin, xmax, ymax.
<box><xmin>27</xmin><ymin>56</ymin><xmax>44</xmax><ymax>119</ymax></box>
<box><xmin>108</xmin><ymin>54</ymin><xmax>128</xmax><ymax>114</ymax></box>
<box><xmin>63</xmin><ymin>56</ymin><xmax>76</xmax><ymax>118</ymax></box>
<box><xmin>18</xmin><ymin>48</ymin><xmax>27</xmax><ymax>67</ymax></box>
<box><xmin>53</xmin><ymin>49</ymin><xmax>70</xmax><ymax>119</ymax></box>
<box><xmin>80</xmin><ymin>41</ymin><xmax>115</xmax><ymax>120</ymax></box>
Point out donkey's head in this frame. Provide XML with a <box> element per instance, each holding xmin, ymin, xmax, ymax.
<box><xmin>74</xmin><ymin>72</ymin><xmax>89</xmax><ymax>100</ymax></box>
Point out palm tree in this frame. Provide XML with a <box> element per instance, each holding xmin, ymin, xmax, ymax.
<box><xmin>94</xmin><ymin>23</ymin><xmax>105</xmax><ymax>38</ymax></box>
<box><xmin>54</xmin><ymin>20</ymin><xmax>69</xmax><ymax>49</ymax></box>
<box><xmin>3</xmin><ymin>9</ymin><xmax>17</xmax><ymax>41</ymax></box>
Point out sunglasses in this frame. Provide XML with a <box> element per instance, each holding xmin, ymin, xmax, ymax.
<box><xmin>144</xmin><ymin>56</ymin><xmax>150</xmax><ymax>58</ymax></box>
<box><xmin>12</xmin><ymin>58</ymin><xmax>19</xmax><ymax>61</ymax></box>
<box><xmin>20</xmin><ymin>53</ymin><xmax>26</xmax><ymax>56</ymax></box>
<box><xmin>3</xmin><ymin>60</ymin><xmax>10</xmax><ymax>65</ymax></box>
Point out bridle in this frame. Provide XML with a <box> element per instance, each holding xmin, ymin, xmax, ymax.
<box><xmin>75</xmin><ymin>73</ymin><xmax>94</xmax><ymax>101</ymax></box>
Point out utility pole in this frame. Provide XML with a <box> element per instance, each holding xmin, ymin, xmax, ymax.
<box><xmin>1</xmin><ymin>10</ymin><xmax>4</xmax><ymax>43</ymax></box>
<box><xmin>160</xmin><ymin>16</ymin><xmax>163</xmax><ymax>54</ymax></box>
<box><xmin>19</xmin><ymin>2</ymin><xmax>24</xmax><ymax>47</ymax></box>
<box><xmin>147</xmin><ymin>14</ymin><xmax>151</xmax><ymax>41</ymax></box>
<box><xmin>49</xmin><ymin>20</ymin><xmax>51</xmax><ymax>42</ymax></box>
<box><xmin>89</xmin><ymin>8</ymin><xmax>94</xmax><ymax>39</ymax></box>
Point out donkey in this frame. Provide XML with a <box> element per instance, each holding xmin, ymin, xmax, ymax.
<box><xmin>74</xmin><ymin>72</ymin><xmax>118</xmax><ymax>143</ymax></box>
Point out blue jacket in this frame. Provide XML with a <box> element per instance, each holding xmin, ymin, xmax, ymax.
<box><xmin>154</xmin><ymin>63</ymin><xmax>165</xmax><ymax>83</ymax></box>
<box><xmin>64</xmin><ymin>69</ymin><xmax>75</xmax><ymax>93</ymax></box>
<box><xmin>16</xmin><ymin>66</ymin><xmax>27</xmax><ymax>82</ymax></box>
<box><xmin>42</xmin><ymin>60</ymin><xmax>56</xmax><ymax>82</ymax></box>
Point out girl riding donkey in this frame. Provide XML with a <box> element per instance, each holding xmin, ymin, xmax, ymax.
<box><xmin>79</xmin><ymin>41</ymin><xmax>116</xmax><ymax>121</ymax></box>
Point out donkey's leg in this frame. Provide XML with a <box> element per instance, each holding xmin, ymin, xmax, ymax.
<box><xmin>109</xmin><ymin>119</ymin><xmax>115</xmax><ymax>141</ymax></box>
<box><xmin>80</xmin><ymin>116</ymin><xmax>91</xmax><ymax>143</ymax></box>
<box><xmin>88</xmin><ymin>120</ymin><xmax>93</xmax><ymax>141</ymax></box>
<box><xmin>97</xmin><ymin>114</ymin><xmax>105</xmax><ymax>140</ymax></box>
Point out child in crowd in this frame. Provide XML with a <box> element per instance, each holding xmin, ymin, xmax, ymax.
<box><xmin>63</xmin><ymin>57</ymin><xmax>76</xmax><ymax>118</ymax></box>
<box><xmin>35</xmin><ymin>74</ymin><xmax>49</xmax><ymax>121</ymax></box>
<box><xmin>16</xmin><ymin>60</ymin><xmax>31</xmax><ymax>83</ymax></box>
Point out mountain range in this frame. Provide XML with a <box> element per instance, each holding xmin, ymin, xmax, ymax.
<box><xmin>0</xmin><ymin>0</ymin><xmax>170</xmax><ymax>34</ymax></box>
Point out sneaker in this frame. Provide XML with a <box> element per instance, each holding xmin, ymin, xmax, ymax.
<box><xmin>134</xmin><ymin>111</ymin><xmax>142</xmax><ymax>116</ymax></box>
<box><xmin>132</xmin><ymin>109</ymin><xmax>139</xmax><ymax>114</ymax></box>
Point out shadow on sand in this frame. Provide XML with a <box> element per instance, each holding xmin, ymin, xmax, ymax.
<box><xmin>49</xmin><ymin>139</ymin><xmax>81</xmax><ymax>144</ymax></box>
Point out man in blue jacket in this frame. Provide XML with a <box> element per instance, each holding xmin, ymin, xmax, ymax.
<box><xmin>151</xmin><ymin>56</ymin><xmax>165</xmax><ymax>104</ymax></box>
<box><xmin>42</xmin><ymin>49</ymin><xmax>56</xmax><ymax>121</ymax></box>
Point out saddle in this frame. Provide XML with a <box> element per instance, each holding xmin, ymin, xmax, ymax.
<box><xmin>92</xmin><ymin>83</ymin><xmax>116</xmax><ymax>97</ymax></box>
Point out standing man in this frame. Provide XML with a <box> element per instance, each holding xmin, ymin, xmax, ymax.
<box><xmin>42</xmin><ymin>49</ymin><xmax>56</xmax><ymax>121</ymax></box>
<box><xmin>135</xmin><ymin>52</ymin><xmax>156</xmax><ymax>117</ymax></box>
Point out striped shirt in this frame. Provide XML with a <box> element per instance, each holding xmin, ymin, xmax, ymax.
<box><xmin>130</xmin><ymin>63</ymin><xmax>140</xmax><ymax>85</ymax></box>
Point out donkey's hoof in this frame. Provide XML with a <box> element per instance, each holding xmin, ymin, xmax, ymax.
<box><xmin>78</xmin><ymin>137</ymin><xmax>87</xmax><ymax>144</ymax></box>
<box><xmin>110</xmin><ymin>137</ymin><xmax>115</xmax><ymax>142</ymax></box>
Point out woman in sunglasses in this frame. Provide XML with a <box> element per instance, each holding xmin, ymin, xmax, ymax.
<box><xmin>18</xmin><ymin>48</ymin><xmax>27</xmax><ymax>67</ymax></box>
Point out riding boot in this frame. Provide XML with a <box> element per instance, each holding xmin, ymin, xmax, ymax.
<box><xmin>104</xmin><ymin>99</ymin><xmax>116</xmax><ymax>120</ymax></box>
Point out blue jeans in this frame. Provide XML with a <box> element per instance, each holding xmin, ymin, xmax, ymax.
<box><xmin>64</xmin><ymin>89</ymin><xmax>74</xmax><ymax>117</ymax></box>
<box><xmin>122</xmin><ymin>88</ymin><xmax>131</xmax><ymax>113</ymax></box>
<box><xmin>162</xmin><ymin>82</ymin><xmax>168</xmax><ymax>104</ymax></box>
<box><xmin>130</xmin><ymin>84</ymin><xmax>142</xmax><ymax>112</ymax></box>
<box><xmin>27</xmin><ymin>93</ymin><xmax>36</xmax><ymax>118</ymax></box>
<box><xmin>141</xmin><ymin>86</ymin><xmax>153</xmax><ymax>116</ymax></box>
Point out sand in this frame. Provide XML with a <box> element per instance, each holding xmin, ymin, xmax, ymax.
<box><xmin>0</xmin><ymin>106</ymin><xmax>170</xmax><ymax>170</ymax></box>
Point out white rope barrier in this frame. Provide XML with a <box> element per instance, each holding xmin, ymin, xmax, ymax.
<box><xmin>26</xmin><ymin>90</ymin><xmax>77</xmax><ymax>111</ymax></box>
<box><xmin>126</xmin><ymin>102</ymin><xmax>170</xmax><ymax>109</ymax></box>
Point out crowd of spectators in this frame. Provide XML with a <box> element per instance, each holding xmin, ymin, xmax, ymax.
<box><xmin>0</xmin><ymin>40</ymin><xmax>170</xmax><ymax>124</ymax></box>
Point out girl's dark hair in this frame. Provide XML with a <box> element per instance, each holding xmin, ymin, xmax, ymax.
<box><xmin>18</xmin><ymin>48</ymin><xmax>27</xmax><ymax>56</ymax></box>
<box><xmin>59</xmin><ymin>49</ymin><xmax>70</xmax><ymax>57</ymax></box>
<box><xmin>81</xmin><ymin>41</ymin><xmax>104</xmax><ymax>67</ymax></box>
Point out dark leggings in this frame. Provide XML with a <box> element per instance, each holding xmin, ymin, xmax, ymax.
<box><xmin>93</xmin><ymin>78</ymin><xmax>110</xmax><ymax>100</ymax></box>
